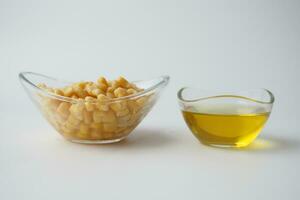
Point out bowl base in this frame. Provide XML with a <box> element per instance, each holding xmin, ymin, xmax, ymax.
<box><xmin>66</xmin><ymin>136</ymin><xmax>126</xmax><ymax>144</ymax></box>
<box><xmin>201</xmin><ymin>141</ymin><xmax>250</xmax><ymax>148</ymax></box>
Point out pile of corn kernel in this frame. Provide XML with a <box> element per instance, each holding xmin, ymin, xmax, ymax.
<box><xmin>37</xmin><ymin>76</ymin><xmax>152</xmax><ymax>141</ymax></box>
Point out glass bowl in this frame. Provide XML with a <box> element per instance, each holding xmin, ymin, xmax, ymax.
<box><xmin>177</xmin><ymin>88</ymin><xmax>274</xmax><ymax>148</ymax></box>
<box><xmin>19</xmin><ymin>72</ymin><xmax>169</xmax><ymax>144</ymax></box>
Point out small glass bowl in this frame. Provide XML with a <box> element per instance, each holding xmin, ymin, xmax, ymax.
<box><xmin>177</xmin><ymin>88</ymin><xmax>274</xmax><ymax>148</ymax></box>
<box><xmin>19</xmin><ymin>72</ymin><xmax>169</xmax><ymax>144</ymax></box>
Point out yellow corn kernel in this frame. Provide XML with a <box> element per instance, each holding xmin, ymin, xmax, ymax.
<box><xmin>97</xmin><ymin>94</ymin><xmax>109</xmax><ymax>101</ymax></box>
<box><xmin>71</xmin><ymin>95</ymin><xmax>79</xmax><ymax>99</ymax></box>
<box><xmin>117</xmin><ymin>114</ymin><xmax>131</xmax><ymax>127</ymax></box>
<box><xmin>136</xmin><ymin>96</ymin><xmax>148</xmax><ymax>106</ymax></box>
<box><xmin>90</xmin><ymin>122</ymin><xmax>102</xmax><ymax>129</ymax></box>
<box><xmin>85</xmin><ymin>84</ymin><xmax>96</xmax><ymax>96</ymax></box>
<box><xmin>96</xmin><ymin>102</ymin><xmax>109</xmax><ymax>112</ymax></box>
<box><xmin>107</xmin><ymin>87</ymin><xmax>114</xmax><ymax>93</ymax></box>
<box><xmin>61</xmin><ymin>126</ymin><xmax>76</xmax><ymax>136</ymax></box>
<box><xmin>91</xmin><ymin>88</ymin><xmax>102</xmax><ymax>96</ymax></box>
<box><xmin>47</xmin><ymin>99</ymin><xmax>61</xmax><ymax>111</ymax></box>
<box><xmin>93</xmin><ymin>110</ymin><xmax>105</xmax><ymax>123</ymax></box>
<box><xmin>114</xmin><ymin>87</ymin><xmax>127</xmax><ymax>98</ymax></box>
<box><xmin>63</xmin><ymin>86</ymin><xmax>74</xmax><ymax>97</ymax></box>
<box><xmin>110</xmin><ymin>102</ymin><xmax>123</xmax><ymax>112</ymax></box>
<box><xmin>97</xmin><ymin>77</ymin><xmax>108</xmax><ymax>86</ymax></box>
<box><xmin>76</xmin><ymin>131</ymin><xmax>89</xmax><ymax>139</ymax></box>
<box><xmin>97</xmin><ymin>77</ymin><xmax>108</xmax><ymax>92</ymax></box>
<box><xmin>116</xmin><ymin>76</ymin><xmax>129</xmax><ymax>88</ymax></box>
<box><xmin>83</xmin><ymin>110</ymin><xmax>93</xmax><ymax>124</ymax></box>
<box><xmin>69</xmin><ymin>102</ymin><xmax>85</xmax><ymax>120</ymax></box>
<box><xmin>77</xmin><ymin>90</ymin><xmax>88</xmax><ymax>98</ymax></box>
<box><xmin>95</xmin><ymin>94</ymin><xmax>110</xmax><ymax>111</ymax></box>
<box><xmin>127</xmin><ymin>88</ymin><xmax>138</xmax><ymax>95</ymax></box>
<box><xmin>111</xmin><ymin>80</ymin><xmax>120</xmax><ymax>89</ymax></box>
<box><xmin>78</xmin><ymin>81</ymin><xmax>87</xmax><ymax>88</ymax></box>
<box><xmin>79</xmin><ymin>123</ymin><xmax>90</xmax><ymax>134</ymax></box>
<box><xmin>127</xmin><ymin>100</ymin><xmax>139</xmax><ymax>113</ymax></box>
<box><xmin>55</xmin><ymin>113</ymin><xmax>68</xmax><ymax>124</ymax></box>
<box><xmin>106</xmin><ymin>92</ymin><xmax>115</xmax><ymax>98</ymax></box>
<box><xmin>72</xmin><ymin>82</ymin><xmax>88</xmax><ymax>98</ymax></box>
<box><xmin>85</xmin><ymin>102</ymin><xmax>94</xmax><ymax>112</ymax></box>
<box><xmin>97</xmin><ymin>83</ymin><xmax>107</xmax><ymax>92</ymax></box>
<box><xmin>54</xmin><ymin>89</ymin><xmax>64</xmax><ymax>96</ymax></box>
<box><xmin>84</xmin><ymin>96</ymin><xmax>95</xmax><ymax>111</ymax></box>
<box><xmin>66</xmin><ymin>115</ymin><xmax>81</xmax><ymax>127</ymax></box>
<box><xmin>103</xmin><ymin>123</ymin><xmax>117</xmax><ymax>132</ymax></box>
<box><xmin>103</xmin><ymin>110</ymin><xmax>116</xmax><ymax>123</ymax></box>
<box><xmin>90</xmin><ymin>129</ymin><xmax>103</xmax><ymax>139</ymax></box>
<box><xmin>56</xmin><ymin>102</ymin><xmax>70</xmax><ymax>118</ymax></box>
<box><xmin>115</xmin><ymin>108</ymin><xmax>130</xmax><ymax>117</ymax></box>
<box><xmin>130</xmin><ymin>83</ymin><xmax>143</xmax><ymax>92</ymax></box>
<box><xmin>93</xmin><ymin>110</ymin><xmax>116</xmax><ymax>123</ymax></box>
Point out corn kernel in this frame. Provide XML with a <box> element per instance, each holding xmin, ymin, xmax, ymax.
<box><xmin>103</xmin><ymin>123</ymin><xmax>117</xmax><ymax>132</ymax></box>
<box><xmin>90</xmin><ymin>122</ymin><xmax>102</xmax><ymax>129</ymax></box>
<box><xmin>117</xmin><ymin>114</ymin><xmax>131</xmax><ymax>127</ymax></box>
<box><xmin>111</xmin><ymin>80</ymin><xmax>120</xmax><ymax>89</ymax></box>
<box><xmin>102</xmin><ymin>110</ymin><xmax>116</xmax><ymax>123</ymax></box>
<box><xmin>106</xmin><ymin>92</ymin><xmax>115</xmax><ymax>98</ymax></box>
<box><xmin>116</xmin><ymin>76</ymin><xmax>129</xmax><ymax>88</ymax></box>
<box><xmin>114</xmin><ymin>87</ymin><xmax>127</xmax><ymax>97</ymax></box>
<box><xmin>127</xmin><ymin>100</ymin><xmax>139</xmax><ymax>113</ymax></box>
<box><xmin>136</xmin><ymin>96</ymin><xmax>148</xmax><ymax>106</ymax></box>
<box><xmin>54</xmin><ymin>89</ymin><xmax>64</xmax><ymax>96</ymax></box>
<box><xmin>97</xmin><ymin>76</ymin><xmax>108</xmax><ymax>86</ymax></box>
<box><xmin>83</xmin><ymin>110</ymin><xmax>93</xmax><ymax>124</ymax></box>
<box><xmin>127</xmin><ymin>88</ymin><xmax>137</xmax><ymax>95</ymax></box>
<box><xmin>69</xmin><ymin>102</ymin><xmax>85</xmax><ymax>120</ymax></box>
<box><xmin>97</xmin><ymin>83</ymin><xmax>107</xmax><ymax>92</ymax></box>
<box><xmin>84</xmin><ymin>96</ymin><xmax>95</xmax><ymax>111</ymax></box>
<box><xmin>93</xmin><ymin>89</ymin><xmax>103</xmax><ymax>96</ymax></box>
<box><xmin>107</xmin><ymin>87</ymin><xmax>114</xmax><ymax>93</ymax></box>
<box><xmin>76</xmin><ymin>131</ymin><xmax>89</xmax><ymax>139</ymax></box>
<box><xmin>90</xmin><ymin>129</ymin><xmax>103</xmax><ymax>139</ymax></box>
<box><xmin>115</xmin><ymin>108</ymin><xmax>130</xmax><ymax>117</ymax></box>
<box><xmin>66</xmin><ymin>115</ymin><xmax>81</xmax><ymax>127</ymax></box>
<box><xmin>56</xmin><ymin>102</ymin><xmax>70</xmax><ymax>118</ymax></box>
<box><xmin>79</xmin><ymin>123</ymin><xmax>89</xmax><ymax>134</ymax></box>
<box><xmin>110</xmin><ymin>102</ymin><xmax>123</xmax><ymax>112</ymax></box>
<box><xmin>96</xmin><ymin>103</ymin><xmax>109</xmax><ymax>111</ymax></box>
<box><xmin>63</xmin><ymin>86</ymin><xmax>74</xmax><ymax>97</ymax></box>
<box><xmin>93</xmin><ymin>110</ymin><xmax>105</xmax><ymax>123</ymax></box>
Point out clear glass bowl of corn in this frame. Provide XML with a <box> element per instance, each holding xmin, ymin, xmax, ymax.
<box><xmin>19</xmin><ymin>72</ymin><xmax>169</xmax><ymax>144</ymax></box>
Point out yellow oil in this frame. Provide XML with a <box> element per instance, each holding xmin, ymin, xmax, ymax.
<box><xmin>182</xmin><ymin>106</ymin><xmax>270</xmax><ymax>147</ymax></box>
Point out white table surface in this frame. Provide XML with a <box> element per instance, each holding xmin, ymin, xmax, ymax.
<box><xmin>1</xmin><ymin>103</ymin><xmax>299</xmax><ymax>200</ymax></box>
<box><xmin>1</xmin><ymin>0</ymin><xmax>299</xmax><ymax>199</ymax></box>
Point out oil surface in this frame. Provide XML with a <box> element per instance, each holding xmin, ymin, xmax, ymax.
<box><xmin>182</xmin><ymin>106</ymin><xmax>270</xmax><ymax>147</ymax></box>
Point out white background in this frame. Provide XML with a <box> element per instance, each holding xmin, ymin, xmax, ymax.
<box><xmin>0</xmin><ymin>0</ymin><xmax>299</xmax><ymax>199</ymax></box>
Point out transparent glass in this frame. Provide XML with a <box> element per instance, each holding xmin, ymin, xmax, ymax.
<box><xmin>19</xmin><ymin>72</ymin><xmax>169</xmax><ymax>144</ymax></box>
<box><xmin>178</xmin><ymin>88</ymin><xmax>274</xmax><ymax>147</ymax></box>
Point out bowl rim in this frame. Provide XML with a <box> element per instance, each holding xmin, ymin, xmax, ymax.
<box><xmin>19</xmin><ymin>71</ymin><xmax>170</xmax><ymax>103</ymax></box>
<box><xmin>177</xmin><ymin>87</ymin><xmax>275</xmax><ymax>105</ymax></box>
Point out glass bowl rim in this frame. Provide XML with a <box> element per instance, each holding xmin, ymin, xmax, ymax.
<box><xmin>19</xmin><ymin>71</ymin><xmax>170</xmax><ymax>103</ymax></box>
<box><xmin>177</xmin><ymin>87</ymin><xmax>275</xmax><ymax>105</ymax></box>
